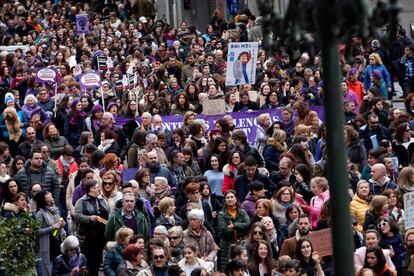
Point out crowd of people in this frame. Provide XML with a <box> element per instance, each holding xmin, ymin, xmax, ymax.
<box><xmin>1</xmin><ymin>0</ymin><xmax>414</xmax><ymax>276</ymax></box>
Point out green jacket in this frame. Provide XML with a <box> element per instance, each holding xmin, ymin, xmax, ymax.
<box><xmin>105</xmin><ymin>209</ymin><xmax>151</xmax><ymax>242</ymax></box>
<box><xmin>217</xmin><ymin>208</ymin><xmax>250</xmax><ymax>272</ymax></box>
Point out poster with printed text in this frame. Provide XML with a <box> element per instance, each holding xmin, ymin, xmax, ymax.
<box><xmin>225</xmin><ymin>42</ymin><xmax>259</xmax><ymax>86</ymax></box>
<box><xmin>404</xmin><ymin>192</ymin><xmax>414</xmax><ymax>230</ymax></box>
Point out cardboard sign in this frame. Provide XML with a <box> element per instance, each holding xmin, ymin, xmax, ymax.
<box><xmin>36</xmin><ymin>68</ymin><xmax>57</xmax><ymax>83</ymax></box>
<box><xmin>76</xmin><ymin>14</ymin><xmax>89</xmax><ymax>34</ymax></box>
<box><xmin>404</xmin><ymin>192</ymin><xmax>414</xmax><ymax>230</ymax></box>
<box><xmin>79</xmin><ymin>72</ymin><xmax>101</xmax><ymax>89</ymax></box>
<box><xmin>202</xmin><ymin>99</ymin><xmax>226</xmax><ymax>116</ymax></box>
<box><xmin>225</xmin><ymin>42</ymin><xmax>259</xmax><ymax>85</ymax></box>
<box><xmin>309</xmin><ymin>228</ymin><xmax>333</xmax><ymax>257</ymax></box>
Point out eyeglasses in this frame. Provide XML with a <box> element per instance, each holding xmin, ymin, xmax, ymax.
<box><xmin>103</xmin><ymin>182</ymin><xmax>113</xmax><ymax>186</ymax></box>
<box><xmin>378</xmin><ymin>222</ymin><xmax>388</xmax><ymax>228</ymax></box>
<box><xmin>153</xmin><ymin>255</ymin><xmax>165</xmax><ymax>260</ymax></box>
<box><xmin>170</xmin><ymin>236</ymin><xmax>180</xmax><ymax>240</ymax></box>
<box><xmin>253</xmin><ymin>231</ymin><xmax>263</xmax><ymax>235</ymax></box>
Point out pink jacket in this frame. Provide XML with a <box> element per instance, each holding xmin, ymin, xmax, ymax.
<box><xmin>310</xmin><ymin>189</ymin><xmax>330</xmax><ymax>228</ymax></box>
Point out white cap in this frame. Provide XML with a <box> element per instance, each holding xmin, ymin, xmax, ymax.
<box><xmin>139</xmin><ymin>16</ymin><xmax>148</xmax><ymax>23</ymax></box>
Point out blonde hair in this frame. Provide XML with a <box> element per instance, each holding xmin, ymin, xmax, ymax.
<box><xmin>272</xmin><ymin>129</ymin><xmax>287</xmax><ymax>143</ymax></box>
<box><xmin>115</xmin><ymin>227</ymin><xmax>134</xmax><ymax>244</ymax></box>
<box><xmin>158</xmin><ymin>196</ymin><xmax>175</xmax><ymax>214</ymax></box>
<box><xmin>369</xmin><ymin>53</ymin><xmax>383</xmax><ymax>65</ymax></box>
<box><xmin>294</xmin><ymin>124</ymin><xmax>311</xmax><ymax>137</ymax></box>
<box><xmin>368</xmin><ymin>195</ymin><xmax>388</xmax><ymax>214</ymax></box>
<box><xmin>257</xmin><ymin>113</ymin><xmax>270</xmax><ymax>125</ymax></box>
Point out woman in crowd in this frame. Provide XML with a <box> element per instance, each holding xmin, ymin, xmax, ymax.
<box><xmin>247</xmin><ymin>240</ymin><xmax>276</xmax><ymax>276</ymax></box>
<box><xmin>344</xmin><ymin>124</ymin><xmax>368</xmax><ymax>171</ymax></box>
<box><xmin>74</xmin><ymin>132</ymin><xmax>94</xmax><ymax>161</ymax></box>
<box><xmin>34</xmin><ymin>190</ymin><xmax>65</xmax><ymax>276</ymax></box>
<box><xmin>156</xmin><ymin>196</ymin><xmax>183</xmax><ymax>230</ymax></box>
<box><xmin>178</xmin><ymin>244</ymin><xmax>214</xmax><ymax>275</ymax></box>
<box><xmin>295</xmin><ymin>238</ymin><xmax>324</xmax><ymax>276</ymax></box>
<box><xmin>100</xmin><ymin>171</ymin><xmax>122</xmax><ymax>212</ymax></box>
<box><xmin>364</xmin><ymin>195</ymin><xmax>389</xmax><ymax>231</ymax></box>
<box><xmin>74</xmin><ymin>180</ymin><xmax>110</xmax><ymax>276</ymax></box>
<box><xmin>103</xmin><ymin>227</ymin><xmax>134</xmax><ymax>276</ymax></box>
<box><xmin>378</xmin><ymin>217</ymin><xmax>405</xmax><ymax>270</ymax></box>
<box><xmin>200</xmin><ymin>181</ymin><xmax>223</xmax><ymax>228</ymax></box>
<box><xmin>382</xmin><ymin>189</ymin><xmax>404</xmax><ymax>224</ymax></box>
<box><xmin>294</xmin><ymin>164</ymin><xmax>314</xmax><ymax>203</ymax></box>
<box><xmin>263</xmin><ymin>129</ymin><xmax>288</xmax><ymax>172</ymax></box>
<box><xmin>203</xmin><ymin>154</ymin><xmax>225</xmax><ymax>199</ymax></box>
<box><xmin>168</xmin><ymin>226</ymin><xmax>186</xmax><ymax>264</ymax></box>
<box><xmin>261</xmin><ymin>216</ymin><xmax>284</xmax><ymax>259</ymax></box>
<box><xmin>255</xmin><ymin>113</ymin><xmax>271</xmax><ymax>155</ymax></box>
<box><xmin>84</xmin><ymin>104</ymin><xmax>104</xmax><ymax>137</ymax></box>
<box><xmin>280</xmin><ymin>203</ymin><xmax>303</xmax><ymax>238</ymax></box>
<box><xmin>309</xmin><ymin>177</ymin><xmax>330</xmax><ymax>229</ymax></box>
<box><xmin>393</xmin><ymin>122</ymin><xmax>414</xmax><ymax>167</ymax></box>
<box><xmin>222</xmin><ymin>150</ymin><xmax>245</xmax><ymax>193</ymax></box>
<box><xmin>0</xmin><ymin>179</ymin><xmax>21</xmax><ymax>215</ymax></box>
<box><xmin>116</xmin><ymin>244</ymin><xmax>148</xmax><ymax>275</ymax></box>
<box><xmin>64</xmin><ymin>99</ymin><xmax>86</xmax><ymax>147</ymax></box>
<box><xmin>9</xmin><ymin>155</ymin><xmax>25</xmax><ymax>177</ymax></box>
<box><xmin>98</xmin><ymin>129</ymin><xmax>120</xmax><ymax>155</ymax></box>
<box><xmin>217</xmin><ymin>189</ymin><xmax>251</xmax><ymax>272</ymax></box>
<box><xmin>43</xmin><ymin>122</ymin><xmax>69</xmax><ymax>159</ymax></box>
<box><xmin>53</xmin><ymin>235</ymin><xmax>88</xmax><ymax>275</ymax></box>
<box><xmin>357</xmin><ymin>246</ymin><xmax>397</xmax><ymax>276</ymax></box>
<box><xmin>242</xmin><ymin>222</ymin><xmax>267</xmax><ymax>260</ymax></box>
<box><xmin>134</xmin><ymin>168</ymin><xmax>155</xmax><ymax>202</ymax></box>
<box><xmin>350</xmin><ymin>180</ymin><xmax>372</xmax><ymax>232</ymax></box>
<box><xmin>272</xmin><ymin>186</ymin><xmax>303</xmax><ymax>225</ymax></box>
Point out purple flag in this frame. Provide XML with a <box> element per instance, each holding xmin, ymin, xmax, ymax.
<box><xmin>76</xmin><ymin>14</ymin><xmax>89</xmax><ymax>34</ymax></box>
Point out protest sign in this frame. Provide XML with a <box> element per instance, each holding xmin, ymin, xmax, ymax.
<box><xmin>226</xmin><ymin>42</ymin><xmax>259</xmax><ymax>86</ymax></box>
<box><xmin>114</xmin><ymin>106</ymin><xmax>325</xmax><ymax>143</ymax></box>
<box><xmin>79</xmin><ymin>72</ymin><xmax>101</xmax><ymax>89</ymax></box>
<box><xmin>202</xmin><ymin>99</ymin><xmax>226</xmax><ymax>115</ymax></box>
<box><xmin>76</xmin><ymin>14</ymin><xmax>89</xmax><ymax>34</ymax></box>
<box><xmin>309</xmin><ymin>228</ymin><xmax>333</xmax><ymax>257</ymax></box>
<box><xmin>404</xmin><ymin>192</ymin><xmax>414</xmax><ymax>230</ymax></box>
<box><xmin>36</xmin><ymin>68</ymin><xmax>57</xmax><ymax>83</ymax></box>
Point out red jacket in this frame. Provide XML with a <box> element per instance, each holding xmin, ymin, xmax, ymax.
<box><xmin>56</xmin><ymin>158</ymin><xmax>78</xmax><ymax>178</ymax></box>
<box><xmin>347</xmin><ymin>79</ymin><xmax>365</xmax><ymax>103</ymax></box>
<box><xmin>222</xmin><ymin>164</ymin><xmax>235</xmax><ymax>193</ymax></box>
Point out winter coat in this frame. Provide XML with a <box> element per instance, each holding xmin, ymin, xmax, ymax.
<box><xmin>116</xmin><ymin>260</ymin><xmax>148</xmax><ymax>276</ymax></box>
<box><xmin>255</xmin><ymin>124</ymin><xmax>268</xmax><ymax>155</ymax></box>
<box><xmin>263</xmin><ymin>139</ymin><xmax>286</xmax><ymax>172</ymax></box>
<box><xmin>310</xmin><ymin>189</ymin><xmax>330</xmax><ymax>229</ymax></box>
<box><xmin>156</xmin><ymin>213</ymin><xmax>183</xmax><ymax>230</ymax></box>
<box><xmin>368</xmin><ymin>177</ymin><xmax>397</xmax><ymax>196</ymax></box>
<box><xmin>240</xmin><ymin>192</ymin><xmax>257</xmax><ymax>219</ymax></box>
<box><xmin>53</xmin><ymin>253</ymin><xmax>88</xmax><ymax>275</ymax></box>
<box><xmin>44</xmin><ymin>136</ymin><xmax>69</xmax><ymax>159</ymax></box>
<box><xmin>347</xmin><ymin>79</ymin><xmax>365</xmax><ymax>103</ymax></box>
<box><xmin>347</xmin><ymin>139</ymin><xmax>368</xmax><ymax>171</ymax></box>
<box><xmin>103</xmin><ymin>242</ymin><xmax>125</xmax><ymax>276</ymax></box>
<box><xmin>233</xmin><ymin>100</ymin><xmax>259</xmax><ymax>112</ymax></box>
<box><xmin>217</xmin><ymin>208</ymin><xmax>251</xmax><ymax>272</ymax></box>
<box><xmin>363</xmin><ymin>210</ymin><xmax>382</xmax><ymax>231</ymax></box>
<box><xmin>105</xmin><ymin>209</ymin><xmax>151</xmax><ymax>242</ymax></box>
<box><xmin>183</xmin><ymin>226</ymin><xmax>218</xmax><ymax>261</ymax></box>
<box><xmin>363</xmin><ymin>64</ymin><xmax>392</xmax><ymax>90</ymax></box>
<box><xmin>349</xmin><ymin>194</ymin><xmax>370</xmax><ymax>232</ymax></box>
<box><xmin>234</xmin><ymin>170</ymin><xmax>276</xmax><ymax>202</ymax></box>
<box><xmin>15</xmin><ymin>161</ymin><xmax>60</xmax><ymax>203</ymax></box>
<box><xmin>63</xmin><ymin>113</ymin><xmax>86</xmax><ymax>147</ymax></box>
<box><xmin>359</xmin><ymin>125</ymin><xmax>391</xmax><ymax>152</ymax></box>
<box><xmin>392</xmin><ymin>140</ymin><xmax>414</xmax><ymax>168</ymax></box>
<box><xmin>222</xmin><ymin>163</ymin><xmax>244</xmax><ymax>193</ymax></box>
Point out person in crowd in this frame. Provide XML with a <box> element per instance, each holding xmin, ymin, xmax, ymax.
<box><xmin>280</xmin><ymin>214</ymin><xmax>312</xmax><ymax>258</ymax></box>
<box><xmin>74</xmin><ymin>180</ymin><xmax>109</xmax><ymax>276</ymax></box>
<box><xmin>350</xmin><ymin>180</ymin><xmax>372</xmax><ymax>231</ymax></box>
<box><xmin>295</xmin><ymin>238</ymin><xmax>324</xmax><ymax>276</ymax></box>
<box><xmin>168</xmin><ymin>226</ymin><xmax>186</xmax><ymax>264</ymax></box>
<box><xmin>241</xmin><ymin>180</ymin><xmax>266</xmax><ymax>219</ymax></box>
<box><xmin>103</xmin><ymin>227</ymin><xmax>134</xmax><ymax>276</ymax></box>
<box><xmin>116</xmin><ymin>243</ymin><xmax>149</xmax><ymax>275</ymax></box>
<box><xmin>53</xmin><ymin>235</ymin><xmax>88</xmax><ymax>275</ymax></box>
<box><xmin>263</xmin><ymin>129</ymin><xmax>288</xmax><ymax>172</ymax></box>
<box><xmin>222</xmin><ymin>150</ymin><xmax>245</xmax><ymax>193</ymax></box>
<box><xmin>178</xmin><ymin>244</ymin><xmax>214</xmax><ymax>274</ymax></box>
<box><xmin>105</xmin><ymin>192</ymin><xmax>151</xmax><ymax>242</ymax></box>
<box><xmin>156</xmin><ymin>196</ymin><xmax>183</xmax><ymax>229</ymax></box>
<box><xmin>42</xmin><ymin>122</ymin><xmax>69</xmax><ymax>159</ymax></box>
<box><xmin>368</xmin><ymin>163</ymin><xmax>397</xmax><ymax>195</ymax></box>
<box><xmin>309</xmin><ymin>177</ymin><xmax>330</xmax><ymax>229</ymax></box>
<box><xmin>247</xmin><ymin>240</ymin><xmax>277</xmax><ymax>276</ymax></box>
<box><xmin>15</xmin><ymin>148</ymin><xmax>60</xmax><ymax>203</ymax></box>
<box><xmin>364</xmin><ymin>195</ymin><xmax>389</xmax><ymax>231</ymax></box>
<box><xmin>183</xmin><ymin>209</ymin><xmax>219</xmax><ymax>263</ymax></box>
<box><xmin>218</xmin><ymin>190</ymin><xmax>250</xmax><ymax>271</ymax></box>
<box><xmin>357</xmin><ymin>246</ymin><xmax>397</xmax><ymax>276</ymax></box>
<box><xmin>34</xmin><ymin>190</ymin><xmax>65</xmax><ymax>276</ymax></box>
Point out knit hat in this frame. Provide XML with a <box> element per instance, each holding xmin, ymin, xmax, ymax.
<box><xmin>349</xmin><ymin>68</ymin><xmax>357</xmax><ymax>76</ymax></box>
<box><xmin>91</xmin><ymin>104</ymin><xmax>104</xmax><ymax>114</ymax></box>
<box><xmin>101</xmin><ymin>80</ymin><xmax>111</xmax><ymax>87</ymax></box>
<box><xmin>106</xmin><ymin>101</ymin><xmax>118</xmax><ymax>111</ymax></box>
<box><xmin>371</xmin><ymin>70</ymin><xmax>382</xmax><ymax>80</ymax></box>
<box><xmin>4</xmin><ymin>92</ymin><xmax>14</xmax><ymax>105</ymax></box>
<box><xmin>70</xmin><ymin>98</ymin><xmax>80</xmax><ymax>109</ymax></box>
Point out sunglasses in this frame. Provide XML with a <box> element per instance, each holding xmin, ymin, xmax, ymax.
<box><xmin>170</xmin><ymin>236</ymin><xmax>180</xmax><ymax>240</ymax></box>
<box><xmin>103</xmin><ymin>182</ymin><xmax>113</xmax><ymax>186</ymax></box>
<box><xmin>378</xmin><ymin>222</ymin><xmax>388</xmax><ymax>228</ymax></box>
<box><xmin>253</xmin><ymin>231</ymin><xmax>263</xmax><ymax>235</ymax></box>
<box><xmin>153</xmin><ymin>255</ymin><xmax>165</xmax><ymax>260</ymax></box>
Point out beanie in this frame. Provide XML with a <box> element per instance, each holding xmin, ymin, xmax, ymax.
<box><xmin>4</xmin><ymin>92</ymin><xmax>15</xmax><ymax>105</ymax></box>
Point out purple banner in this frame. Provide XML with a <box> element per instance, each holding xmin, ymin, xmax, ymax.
<box><xmin>76</xmin><ymin>14</ymin><xmax>89</xmax><ymax>34</ymax></box>
<box><xmin>36</xmin><ymin>67</ymin><xmax>57</xmax><ymax>83</ymax></box>
<box><xmin>115</xmin><ymin>106</ymin><xmax>325</xmax><ymax>143</ymax></box>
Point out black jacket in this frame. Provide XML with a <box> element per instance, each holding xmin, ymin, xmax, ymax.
<box><xmin>53</xmin><ymin>253</ymin><xmax>88</xmax><ymax>275</ymax></box>
<box><xmin>234</xmin><ymin>170</ymin><xmax>276</xmax><ymax>202</ymax></box>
